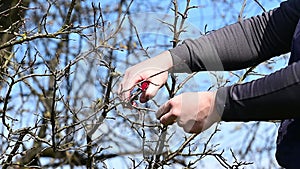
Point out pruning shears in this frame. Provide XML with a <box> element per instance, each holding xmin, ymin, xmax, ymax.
<box><xmin>129</xmin><ymin>81</ymin><xmax>150</xmax><ymax>106</ymax></box>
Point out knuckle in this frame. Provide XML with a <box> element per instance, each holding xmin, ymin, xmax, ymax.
<box><xmin>169</xmin><ymin>110</ymin><xmax>178</xmax><ymax>117</ymax></box>
<box><xmin>156</xmin><ymin>111</ymin><xmax>162</xmax><ymax>119</ymax></box>
<box><xmin>169</xmin><ymin>99</ymin><xmax>179</xmax><ymax>109</ymax></box>
<box><xmin>177</xmin><ymin>120</ymin><xmax>184</xmax><ymax>127</ymax></box>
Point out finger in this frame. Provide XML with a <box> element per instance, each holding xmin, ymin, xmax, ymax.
<box><xmin>176</xmin><ymin>118</ymin><xmax>184</xmax><ymax>127</ymax></box>
<box><xmin>156</xmin><ymin>101</ymin><xmax>171</xmax><ymax>119</ymax></box>
<box><xmin>159</xmin><ymin>111</ymin><xmax>177</xmax><ymax>126</ymax></box>
<box><xmin>119</xmin><ymin>75</ymin><xmax>142</xmax><ymax>101</ymax></box>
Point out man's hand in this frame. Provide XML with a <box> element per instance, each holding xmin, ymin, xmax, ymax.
<box><xmin>118</xmin><ymin>51</ymin><xmax>173</xmax><ymax>103</ymax></box>
<box><xmin>156</xmin><ymin>92</ymin><xmax>220</xmax><ymax>133</ymax></box>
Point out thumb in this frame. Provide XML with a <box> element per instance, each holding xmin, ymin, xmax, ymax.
<box><xmin>139</xmin><ymin>82</ymin><xmax>160</xmax><ymax>103</ymax></box>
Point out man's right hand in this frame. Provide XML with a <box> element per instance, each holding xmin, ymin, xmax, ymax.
<box><xmin>118</xmin><ymin>51</ymin><xmax>173</xmax><ymax>103</ymax></box>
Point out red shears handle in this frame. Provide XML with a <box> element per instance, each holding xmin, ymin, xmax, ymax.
<box><xmin>129</xmin><ymin>81</ymin><xmax>150</xmax><ymax>105</ymax></box>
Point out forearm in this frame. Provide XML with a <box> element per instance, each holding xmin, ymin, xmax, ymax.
<box><xmin>216</xmin><ymin>60</ymin><xmax>300</xmax><ymax>121</ymax></box>
<box><xmin>170</xmin><ymin>0</ymin><xmax>300</xmax><ymax>72</ymax></box>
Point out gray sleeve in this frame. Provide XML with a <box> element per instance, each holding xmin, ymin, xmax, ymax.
<box><xmin>216</xmin><ymin>60</ymin><xmax>300</xmax><ymax>121</ymax></box>
<box><xmin>169</xmin><ymin>0</ymin><xmax>300</xmax><ymax>72</ymax></box>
